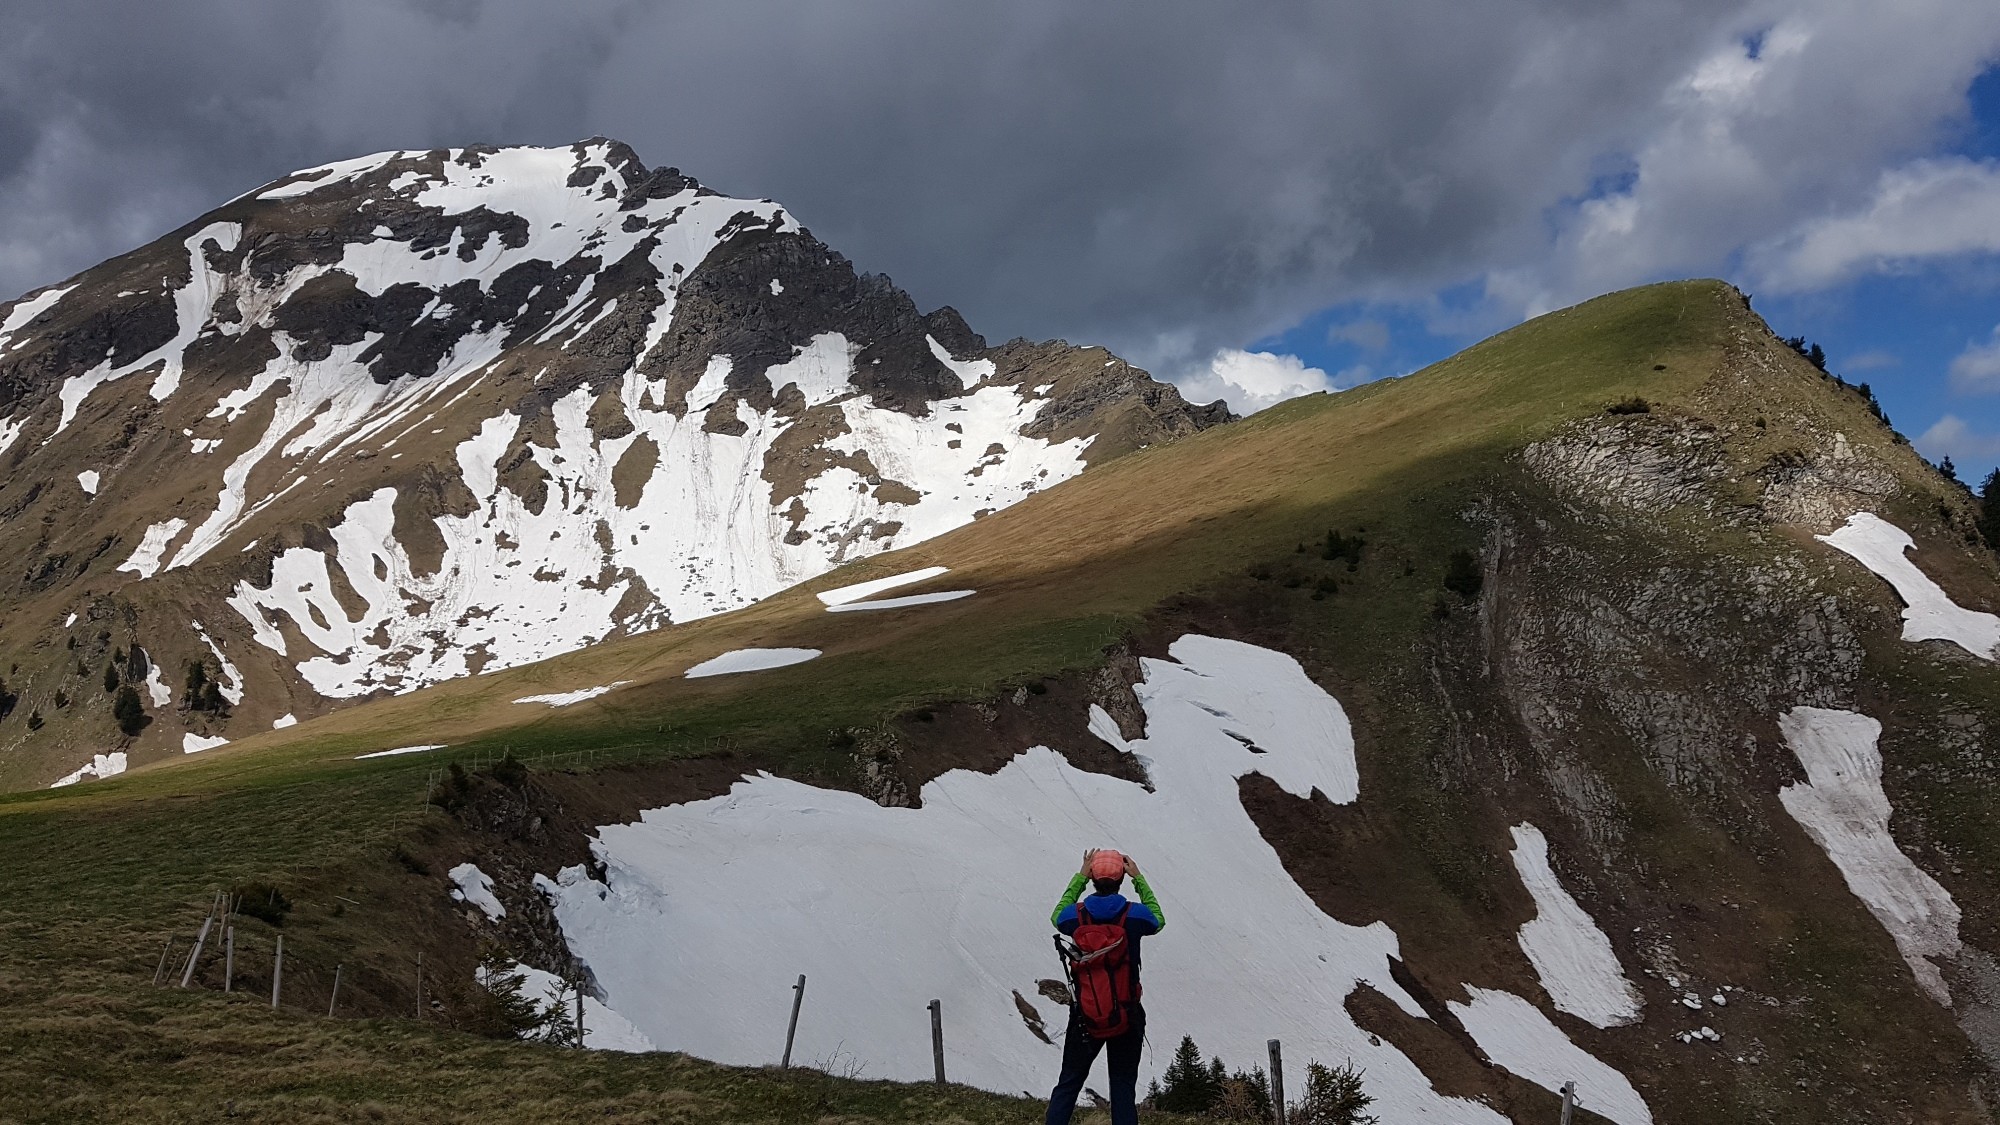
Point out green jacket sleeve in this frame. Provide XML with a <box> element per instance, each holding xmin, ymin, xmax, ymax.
<box><xmin>1051</xmin><ymin>872</ymin><xmax>1088</xmax><ymax>928</ymax></box>
<box><xmin>1131</xmin><ymin>871</ymin><xmax>1165</xmax><ymax>932</ymax></box>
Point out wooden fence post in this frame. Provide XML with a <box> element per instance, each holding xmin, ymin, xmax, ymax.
<box><xmin>271</xmin><ymin>935</ymin><xmax>284</xmax><ymax>1009</ymax></box>
<box><xmin>928</xmin><ymin>999</ymin><xmax>945</xmax><ymax>1084</ymax></box>
<box><xmin>574</xmin><ymin>975</ymin><xmax>585</xmax><ymax>1048</ymax></box>
<box><xmin>328</xmin><ymin>964</ymin><xmax>343</xmax><ymax>1017</ymax></box>
<box><xmin>1268</xmin><ymin>1039</ymin><xmax>1287</xmax><ymax>1125</ymax></box>
<box><xmin>224</xmin><ymin>926</ymin><xmax>235</xmax><ymax>992</ymax></box>
<box><xmin>180</xmin><ymin>913</ymin><xmax>215</xmax><ymax>988</ymax></box>
<box><xmin>153</xmin><ymin>938</ymin><xmax>177</xmax><ymax>987</ymax></box>
<box><xmin>781</xmin><ymin>975</ymin><xmax>806</xmax><ymax>1068</ymax></box>
<box><xmin>1559</xmin><ymin>1081</ymin><xmax>1576</xmax><ymax>1125</ymax></box>
<box><xmin>415</xmin><ymin>953</ymin><xmax>424</xmax><ymax>1019</ymax></box>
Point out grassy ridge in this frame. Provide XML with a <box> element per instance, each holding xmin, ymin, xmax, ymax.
<box><xmin>0</xmin><ymin>280</ymin><xmax>1782</xmax><ymax>1120</ymax></box>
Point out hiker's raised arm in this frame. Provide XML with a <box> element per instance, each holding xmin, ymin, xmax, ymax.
<box><xmin>1051</xmin><ymin>869</ymin><xmax>1089</xmax><ymax>928</ymax></box>
<box><xmin>1129</xmin><ymin>863</ymin><xmax>1164</xmax><ymax>933</ymax></box>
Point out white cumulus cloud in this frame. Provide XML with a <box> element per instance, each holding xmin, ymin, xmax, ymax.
<box><xmin>1175</xmin><ymin>349</ymin><xmax>1339</xmax><ymax>416</ymax></box>
<box><xmin>1949</xmin><ymin>326</ymin><xmax>2000</xmax><ymax>394</ymax></box>
<box><xmin>1916</xmin><ymin>414</ymin><xmax>2000</xmax><ymax>467</ymax></box>
<box><xmin>1752</xmin><ymin>159</ymin><xmax>2000</xmax><ymax>291</ymax></box>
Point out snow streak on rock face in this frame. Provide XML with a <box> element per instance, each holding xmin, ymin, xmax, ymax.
<box><xmin>1818</xmin><ymin>512</ymin><xmax>2000</xmax><ymax>661</ymax></box>
<box><xmin>1507</xmin><ymin>824</ymin><xmax>1644</xmax><ymax>1028</ymax></box>
<box><xmin>1777</xmin><ymin>706</ymin><xmax>1962</xmax><ymax>1004</ymax></box>
<box><xmin>542</xmin><ymin>636</ymin><xmax>1642</xmax><ymax>1119</ymax></box>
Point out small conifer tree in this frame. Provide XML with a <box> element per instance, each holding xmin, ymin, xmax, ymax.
<box><xmin>112</xmin><ymin>685</ymin><xmax>147</xmax><ymax>737</ymax></box>
<box><xmin>103</xmin><ymin>663</ymin><xmax>120</xmax><ymax>693</ymax></box>
<box><xmin>473</xmin><ymin>951</ymin><xmax>549</xmax><ymax>1040</ymax></box>
<box><xmin>1979</xmin><ymin>470</ymin><xmax>2000</xmax><ymax>554</ymax></box>
<box><xmin>1291</xmin><ymin>1060</ymin><xmax>1376</xmax><ymax>1125</ymax></box>
<box><xmin>1442</xmin><ymin>549</ymin><xmax>1483</xmax><ymax>600</ymax></box>
<box><xmin>1155</xmin><ymin>1034</ymin><xmax>1223</xmax><ymax>1112</ymax></box>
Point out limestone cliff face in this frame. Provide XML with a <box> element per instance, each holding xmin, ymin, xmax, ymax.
<box><xmin>0</xmin><ymin>140</ymin><xmax>1226</xmax><ymax>788</ymax></box>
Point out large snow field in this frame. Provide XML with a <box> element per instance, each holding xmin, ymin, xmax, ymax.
<box><xmin>1777</xmin><ymin>706</ymin><xmax>1962</xmax><ymax>1004</ymax></box>
<box><xmin>1818</xmin><ymin>512</ymin><xmax>2000</xmax><ymax>661</ymax></box>
<box><xmin>1507</xmin><ymin>824</ymin><xmax>1644</xmax><ymax>1029</ymax></box>
<box><xmin>542</xmin><ymin>636</ymin><xmax>1645</xmax><ymax>1121</ymax></box>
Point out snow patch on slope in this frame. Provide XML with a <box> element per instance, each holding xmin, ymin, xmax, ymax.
<box><xmin>182</xmin><ymin>733</ymin><xmax>229</xmax><ymax>754</ymax></box>
<box><xmin>50</xmin><ymin>752</ymin><xmax>127</xmax><ymax>788</ymax></box>
<box><xmin>541</xmin><ymin>637</ymin><xmax>1631</xmax><ymax>1116</ymax></box>
<box><xmin>928</xmin><ymin>335</ymin><xmax>994</xmax><ymax>389</ymax></box>
<box><xmin>53</xmin><ymin>223</ymin><xmax>241</xmax><ymax>434</ymax></box>
<box><xmin>77</xmin><ymin>470</ymin><xmax>99</xmax><ymax>495</ymax></box>
<box><xmin>1449</xmin><ymin>988</ymin><xmax>1653</xmax><ymax>1125</ymax></box>
<box><xmin>1818</xmin><ymin>512</ymin><xmax>2000</xmax><ymax>660</ymax></box>
<box><xmin>683</xmin><ymin>648</ymin><xmax>819</xmax><ymax>678</ymax></box>
<box><xmin>1777</xmin><ymin>706</ymin><xmax>1961</xmax><ymax>1004</ymax></box>
<box><xmin>355</xmin><ymin>744</ymin><xmax>446</xmax><ymax>759</ymax></box>
<box><xmin>506</xmin><ymin>962</ymin><xmax>656</xmax><ymax>1053</ymax></box>
<box><xmin>1508</xmin><ymin>824</ymin><xmax>1643</xmax><ymax>1028</ymax></box>
<box><xmin>448</xmin><ymin>862</ymin><xmax>506</xmax><ymax>920</ymax></box>
<box><xmin>0</xmin><ymin>283</ymin><xmax>76</xmax><ymax>352</ymax></box>
<box><xmin>195</xmin><ymin>625</ymin><xmax>245</xmax><ymax>705</ymax></box>
<box><xmin>119</xmin><ymin>519</ymin><xmax>187</xmax><ymax>579</ymax></box>
<box><xmin>817</xmin><ymin>566</ymin><xmax>951</xmax><ymax>606</ymax></box>
<box><xmin>514</xmin><ymin>682</ymin><xmax>630</xmax><ymax>706</ymax></box>
<box><xmin>823</xmin><ymin>590</ymin><xmax>975</xmax><ymax>612</ymax></box>
<box><xmin>141</xmin><ymin>656</ymin><xmax>172</xmax><ymax>708</ymax></box>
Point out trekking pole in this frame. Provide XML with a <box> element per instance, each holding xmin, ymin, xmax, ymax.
<box><xmin>929</xmin><ymin>999</ymin><xmax>946</xmax><ymax>1084</ymax></box>
<box><xmin>271</xmin><ymin>936</ymin><xmax>284</xmax><ymax>1009</ymax></box>
<box><xmin>1268</xmin><ymin>1039</ymin><xmax>1287</xmax><ymax>1125</ymax></box>
<box><xmin>1558</xmin><ymin>1081</ymin><xmax>1576</xmax><ymax>1125</ymax></box>
<box><xmin>781</xmin><ymin>975</ymin><xmax>805</xmax><ymax>1068</ymax></box>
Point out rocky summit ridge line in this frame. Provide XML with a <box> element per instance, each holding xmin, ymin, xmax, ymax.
<box><xmin>0</xmin><ymin>139</ymin><xmax>1226</xmax><ymax>789</ymax></box>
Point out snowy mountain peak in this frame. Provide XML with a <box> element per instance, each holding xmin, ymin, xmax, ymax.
<box><xmin>0</xmin><ymin>140</ymin><xmax>1227</xmax><ymax>787</ymax></box>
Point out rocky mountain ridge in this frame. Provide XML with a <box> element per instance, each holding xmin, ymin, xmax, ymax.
<box><xmin>0</xmin><ymin>139</ymin><xmax>1225</xmax><ymax>788</ymax></box>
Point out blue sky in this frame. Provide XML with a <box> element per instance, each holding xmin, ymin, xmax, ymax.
<box><xmin>1235</xmin><ymin>56</ymin><xmax>2000</xmax><ymax>485</ymax></box>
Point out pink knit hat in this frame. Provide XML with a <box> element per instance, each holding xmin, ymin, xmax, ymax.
<box><xmin>1088</xmin><ymin>850</ymin><xmax>1127</xmax><ymax>881</ymax></box>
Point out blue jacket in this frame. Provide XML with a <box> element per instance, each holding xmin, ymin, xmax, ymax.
<box><xmin>1053</xmin><ymin>877</ymin><xmax>1163</xmax><ymax>989</ymax></box>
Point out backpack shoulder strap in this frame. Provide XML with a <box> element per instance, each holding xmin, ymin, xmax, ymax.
<box><xmin>1076</xmin><ymin>902</ymin><xmax>1094</xmax><ymax>926</ymax></box>
<box><xmin>1115</xmin><ymin>902</ymin><xmax>1132</xmax><ymax>925</ymax></box>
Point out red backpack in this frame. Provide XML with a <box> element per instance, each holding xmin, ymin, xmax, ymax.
<box><xmin>1056</xmin><ymin>902</ymin><xmax>1140</xmax><ymax>1039</ymax></box>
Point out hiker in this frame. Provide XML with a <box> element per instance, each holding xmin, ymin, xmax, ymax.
<box><xmin>1046</xmin><ymin>848</ymin><xmax>1164</xmax><ymax>1125</ymax></box>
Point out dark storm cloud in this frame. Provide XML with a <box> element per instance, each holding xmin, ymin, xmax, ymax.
<box><xmin>3</xmin><ymin>1</ymin><xmax>1993</xmax><ymax>375</ymax></box>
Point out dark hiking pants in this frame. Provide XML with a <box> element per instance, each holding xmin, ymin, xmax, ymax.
<box><xmin>1045</xmin><ymin>1005</ymin><xmax>1145</xmax><ymax>1125</ymax></box>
